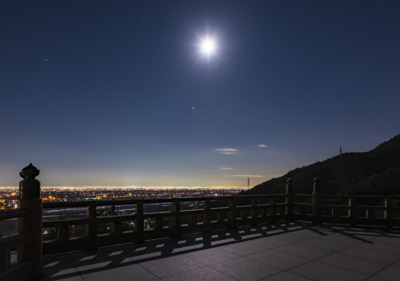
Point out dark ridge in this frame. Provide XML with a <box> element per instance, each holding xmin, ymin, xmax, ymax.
<box><xmin>246</xmin><ymin>134</ymin><xmax>400</xmax><ymax>195</ymax></box>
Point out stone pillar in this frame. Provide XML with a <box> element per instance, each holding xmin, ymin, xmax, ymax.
<box><xmin>286</xmin><ymin>178</ymin><xmax>294</xmax><ymax>220</ymax></box>
<box><xmin>17</xmin><ymin>163</ymin><xmax>43</xmax><ymax>279</ymax></box>
<box><xmin>312</xmin><ymin>178</ymin><xmax>322</xmax><ymax>225</ymax></box>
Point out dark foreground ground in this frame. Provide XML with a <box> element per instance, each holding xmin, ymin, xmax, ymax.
<box><xmin>41</xmin><ymin>222</ymin><xmax>400</xmax><ymax>281</ymax></box>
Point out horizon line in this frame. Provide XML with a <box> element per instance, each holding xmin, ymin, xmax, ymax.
<box><xmin>0</xmin><ymin>185</ymin><xmax>252</xmax><ymax>190</ymax></box>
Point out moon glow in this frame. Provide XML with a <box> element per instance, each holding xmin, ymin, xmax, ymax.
<box><xmin>199</xmin><ymin>36</ymin><xmax>217</xmax><ymax>57</ymax></box>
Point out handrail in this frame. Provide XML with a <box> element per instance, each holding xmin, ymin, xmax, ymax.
<box><xmin>293</xmin><ymin>194</ymin><xmax>313</xmax><ymax>197</ymax></box>
<box><xmin>42</xmin><ymin>194</ymin><xmax>287</xmax><ymax>208</ymax></box>
<box><xmin>0</xmin><ymin>233</ymin><xmax>31</xmax><ymax>252</ymax></box>
<box><xmin>0</xmin><ymin>208</ymin><xmax>29</xmax><ymax>220</ymax></box>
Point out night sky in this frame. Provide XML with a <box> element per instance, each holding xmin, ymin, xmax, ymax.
<box><xmin>1</xmin><ymin>1</ymin><xmax>399</xmax><ymax>187</ymax></box>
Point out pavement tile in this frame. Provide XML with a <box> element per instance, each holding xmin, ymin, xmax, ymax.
<box><xmin>289</xmin><ymin>228</ymin><xmax>330</xmax><ymax>238</ymax></box>
<box><xmin>219</xmin><ymin>241</ymin><xmax>266</xmax><ymax>256</ymax></box>
<box><xmin>38</xmin><ymin>223</ymin><xmax>400</xmax><ymax>281</ymax></box>
<box><xmin>358</xmin><ymin>240</ymin><xmax>400</xmax><ymax>255</ymax></box>
<box><xmin>80</xmin><ymin>264</ymin><xmax>157</xmax><ymax>281</ymax></box>
<box><xmin>269</xmin><ymin>232</ymin><xmax>310</xmax><ymax>243</ymax></box>
<box><xmin>373</xmin><ymin>236</ymin><xmax>400</xmax><ymax>247</ymax></box>
<box><xmin>339</xmin><ymin>245</ymin><xmax>400</xmax><ymax>264</ymax></box>
<box><xmin>42</xmin><ymin>276</ymin><xmax>84</xmax><ymax>281</ymax></box>
<box><xmin>259</xmin><ymin>271</ymin><xmax>313</xmax><ymax>281</ymax></box>
<box><xmin>125</xmin><ymin>251</ymin><xmax>163</xmax><ymax>262</ymax></box>
<box><xmin>277</xmin><ymin>242</ymin><xmax>334</xmax><ymax>260</ymax></box>
<box><xmin>289</xmin><ymin>260</ymin><xmax>369</xmax><ymax>281</ymax></box>
<box><xmin>184</xmin><ymin>247</ymin><xmax>240</xmax><ymax>265</ymax></box>
<box><xmin>140</xmin><ymin>255</ymin><xmax>200</xmax><ymax>278</ymax></box>
<box><xmin>247</xmin><ymin>249</ymin><xmax>309</xmax><ymax>270</ymax></box>
<box><xmin>317</xmin><ymin>233</ymin><xmax>365</xmax><ymax>246</ymax></box>
<box><xmin>319</xmin><ymin>252</ymin><xmax>387</xmax><ymax>275</ymax></box>
<box><xmin>210</xmin><ymin>237</ymin><xmax>237</xmax><ymax>246</ymax></box>
<box><xmin>339</xmin><ymin>230</ymin><xmax>381</xmax><ymax>242</ymax></box>
<box><xmin>206</xmin><ymin>256</ymin><xmax>281</xmax><ymax>281</ymax></box>
<box><xmin>67</xmin><ymin>251</ymin><xmax>113</xmax><ymax>264</ymax></box>
<box><xmin>160</xmin><ymin>266</ymin><xmax>237</xmax><ymax>281</ymax></box>
<box><xmin>374</xmin><ymin>260</ymin><xmax>400</xmax><ymax>281</ymax></box>
<box><xmin>243</xmin><ymin>236</ymin><xmax>292</xmax><ymax>249</ymax></box>
<box><xmin>42</xmin><ymin>254</ymin><xmax>83</xmax><ymax>281</ymax></box>
<box><xmin>300</xmin><ymin>238</ymin><xmax>349</xmax><ymax>251</ymax></box>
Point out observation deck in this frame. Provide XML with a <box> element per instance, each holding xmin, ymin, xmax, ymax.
<box><xmin>40</xmin><ymin>221</ymin><xmax>400</xmax><ymax>281</ymax></box>
<box><xmin>1</xmin><ymin>165</ymin><xmax>399</xmax><ymax>280</ymax></box>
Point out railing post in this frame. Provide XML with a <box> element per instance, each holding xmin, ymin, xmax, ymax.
<box><xmin>385</xmin><ymin>198</ymin><xmax>393</xmax><ymax>229</ymax></box>
<box><xmin>191</xmin><ymin>204</ymin><xmax>198</xmax><ymax>226</ymax></box>
<box><xmin>155</xmin><ymin>217</ymin><xmax>163</xmax><ymax>230</ymax></box>
<box><xmin>251</xmin><ymin>197</ymin><xmax>258</xmax><ymax>219</ymax></box>
<box><xmin>286</xmin><ymin>178</ymin><xmax>294</xmax><ymax>220</ymax></box>
<box><xmin>17</xmin><ymin>163</ymin><xmax>43</xmax><ymax>279</ymax></box>
<box><xmin>0</xmin><ymin>250</ymin><xmax>10</xmax><ymax>274</ymax></box>
<box><xmin>269</xmin><ymin>196</ymin><xmax>276</xmax><ymax>223</ymax></box>
<box><xmin>348</xmin><ymin>196</ymin><xmax>356</xmax><ymax>226</ymax></box>
<box><xmin>312</xmin><ymin>178</ymin><xmax>322</xmax><ymax>225</ymax></box>
<box><xmin>86</xmin><ymin>202</ymin><xmax>98</xmax><ymax>250</ymax></box>
<box><xmin>170</xmin><ymin>200</ymin><xmax>181</xmax><ymax>237</ymax></box>
<box><xmin>204</xmin><ymin>198</ymin><xmax>211</xmax><ymax>232</ymax></box>
<box><xmin>113</xmin><ymin>221</ymin><xmax>122</xmax><ymax>235</ymax></box>
<box><xmin>331</xmin><ymin>207</ymin><xmax>337</xmax><ymax>218</ymax></box>
<box><xmin>135</xmin><ymin>202</ymin><xmax>144</xmax><ymax>243</ymax></box>
<box><xmin>59</xmin><ymin>226</ymin><xmax>70</xmax><ymax>241</ymax></box>
<box><xmin>227</xmin><ymin>197</ymin><xmax>237</xmax><ymax>228</ymax></box>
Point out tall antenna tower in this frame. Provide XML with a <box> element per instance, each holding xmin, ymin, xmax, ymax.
<box><xmin>247</xmin><ymin>177</ymin><xmax>250</xmax><ymax>188</ymax></box>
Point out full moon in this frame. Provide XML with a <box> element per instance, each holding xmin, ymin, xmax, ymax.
<box><xmin>199</xmin><ymin>36</ymin><xmax>217</xmax><ymax>57</ymax></box>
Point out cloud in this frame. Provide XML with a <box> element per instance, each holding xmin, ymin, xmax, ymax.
<box><xmin>221</xmin><ymin>167</ymin><xmax>232</xmax><ymax>170</ymax></box>
<box><xmin>233</xmin><ymin>174</ymin><xmax>264</xmax><ymax>178</ymax></box>
<box><xmin>257</xmin><ymin>144</ymin><xmax>270</xmax><ymax>148</ymax></box>
<box><xmin>214</xmin><ymin>148</ymin><xmax>239</xmax><ymax>155</ymax></box>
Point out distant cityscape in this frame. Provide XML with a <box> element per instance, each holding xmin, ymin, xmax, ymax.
<box><xmin>0</xmin><ymin>186</ymin><xmax>249</xmax><ymax>210</ymax></box>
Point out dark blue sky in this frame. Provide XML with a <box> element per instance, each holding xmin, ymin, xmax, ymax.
<box><xmin>1</xmin><ymin>1</ymin><xmax>399</xmax><ymax>187</ymax></box>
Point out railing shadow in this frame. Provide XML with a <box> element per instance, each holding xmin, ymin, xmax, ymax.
<box><xmin>42</xmin><ymin>222</ymin><xmax>300</xmax><ymax>280</ymax></box>
<box><xmin>303</xmin><ymin>222</ymin><xmax>400</xmax><ymax>244</ymax></box>
<box><xmin>41</xmin><ymin>221</ymin><xmax>400</xmax><ymax>280</ymax></box>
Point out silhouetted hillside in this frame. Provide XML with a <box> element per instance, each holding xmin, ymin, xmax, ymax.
<box><xmin>247</xmin><ymin>134</ymin><xmax>400</xmax><ymax>195</ymax></box>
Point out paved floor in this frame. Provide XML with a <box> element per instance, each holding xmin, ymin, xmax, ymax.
<box><xmin>41</xmin><ymin>222</ymin><xmax>400</xmax><ymax>281</ymax></box>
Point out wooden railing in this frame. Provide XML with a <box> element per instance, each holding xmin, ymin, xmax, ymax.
<box><xmin>41</xmin><ymin>194</ymin><xmax>288</xmax><ymax>255</ymax></box>
<box><xmin>40</xmin><ymin>191</ymin><xmax>400</xmax><ymax>255</ymax></box>
<box><xmin>0</xmin><ymin>202</ymin><xmax>41</xmax><ymax>281</ymax></box>
<box><xmin>292</xmin><ymin>194</ymin><xmax>400</xmax><ymax>227</ymax></box>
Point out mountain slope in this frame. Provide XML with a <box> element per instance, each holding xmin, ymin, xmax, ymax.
<box><xmin>247</xmin><ymin>134</ymin><xmax>400</xmax><ymax>195</ymax></box>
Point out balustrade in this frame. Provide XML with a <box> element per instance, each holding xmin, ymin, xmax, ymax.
<box><xmin>1</xmin><ymin>165</ymin><xmax>400</xmax><ymax>281</ymax></box>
